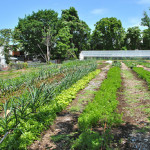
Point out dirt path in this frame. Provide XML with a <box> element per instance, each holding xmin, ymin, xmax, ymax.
<box><xmin>28</xmin><ymin>65</ymin><xmax>110</xmax><ymax>150</ymax></box>
<box><xmin>112</xmin><ymin>63</ymin><xmax>150</xmax><ymax>149</ymax></box>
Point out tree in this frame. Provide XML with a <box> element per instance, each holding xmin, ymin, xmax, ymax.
<box><xmin>91</xmin><ymin>17</ymin><xmax>125</xmax><ymax>50</ymax></box>
<box><xmin>15</xmin><ymin>9</ymin><xmax>58</xmax><ymax>63</ymax></box>
<box><xmin>141</xmin><ymin>8</ymin><xmax>150</xmax><ymax>28</ymax></box>
<box><xmin>0</xmin><ymin>29</ymin><xmax>12</xmax><ymax>46</ymax></box>
<box><xmin>55</xmin><ymin>26</ymin><xmax>75</xmax><ymax>59</ymax></box>
<box><xmin>141</xmin><ymin>8</ymin><xmax>150</xmax><ymax>49</ymax></box>
<box><xmin>0</xmin><ymin>29</ymin><xmax>12</xmax><ymax>64</ymax></box>
<box><xmin>42</xmin><ymin>26</ymin><xmax>57</xmax><ymax>62</ymax></box>
<box><xmin>142</xmin><ymin>29</ymin><xmax>150</xmax><ymax>49</ymax></box>
<box><xmin>60</xmin><ymin>7</ymin><xmax>91</xmax><ymax>57</ymax></box>
<box><xmin>125</xmin><ymin>26</ymin><xmax>141</xmax><ymax>50</ymax></box>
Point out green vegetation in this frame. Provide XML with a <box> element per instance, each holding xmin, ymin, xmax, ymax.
<box><xmin>0</xmin><ymin>64</ymin><xmax>61</xmax><ymax>95</ymax></box>
<box><xmin>78</xmin><ymin>67</ymin><xmax>122</xmax><ymax>130</ymax></box>
<box><xmin>123</xmin><ymin>60</ymin><xmax>137</xmax><ymax>68</ymax></box>
<box><xmin>0</xmin><ymin>60</ymin><xmax>96</xmax><ymax>96</ymax></box>
<box><xmin>125</xmin><ymin>26</ymin><xmax>141</xmax><ymax>50</ymax></box>
<box><xmin>0</xmin><ymin>60</ymin><xmax>99</xmax><ymax>149</ymax></box>
<box><xmin>72</xmin><ymin>129</ymin><xmax>113</xmax><ymax>150</ymax></box>
<box><xmin>136</xmin><ymin>60</ymin><xmax>150</xmax><ymax>68</ymax></box>
<box><xmin>112</xmin><ymin>61</ymin><xmax>121</xmax><ymax>67</ymax></box>
<box><xmin>133</xmin><ymin>67</ymin><xmax>150</xmax><ymax>89</ymax></box>
<box><xmin>1</xmin><ymin>7</ymin><xmax>150</xmax><ymax>65</ymax></box>
<box><xmin>72</xmin><ymin>66</ymin><xmax>122</xmax><ymax>149</ymax></box>
<box><xmin>91</xmin><ymin>17</ymin><xmax>125</xmax><ymax>50</ymax></box>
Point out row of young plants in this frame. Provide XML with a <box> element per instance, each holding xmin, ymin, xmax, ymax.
<box><xmin>132</xmin><ymin>67</ymin><xmax>150</xmax><ymax>90</ymax></box>
<box><xmin>0</xmin><ymin>64</ymin><xmax>60</xmax><ymax>95</ymax></box>
<box><xmin>0</xmin><ymin>61</ymin><xmax>98</xmax><ymax>149</ymax></box>
<box><xmin>72</xmin><ymin>66</ymin><xmax>122</xmax><ymax>149</ymax></box>
<box><xmin>0</xmin><ymin>60</ymin><xmax>96</xmax><ymax>96</ymax></box>
<box><xmin>123</xmin><ymin>60</ymin><xmax>137</xmax><ymax>68</ymax></box>
<box><xmin>134</xmin><ymin>60</ymin><xmax>150</xmax><ymax>68</ymax></box>
<box><xmin>123</xmin><ymin>60</ymin><xmax>150</xmax><ymax>69</ymax></box>
<box><xmin>112</xmin><ymin>61</ymin><xmax>121</xmax><ymax>67</ymax></box>
<box><xmin>123</xmin><ymin>61</ymin><xmax>150</xmax><ymax>89</ymax></box>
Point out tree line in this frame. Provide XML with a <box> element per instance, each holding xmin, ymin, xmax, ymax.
<box><xmin>0</xmin><ymin>7</ymin><xmax>150</xmax><ymax>63</ymax></box>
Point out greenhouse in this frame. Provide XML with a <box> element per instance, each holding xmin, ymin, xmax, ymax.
<box><xmin>79</xmin><ymin>50</ymin><xmax>150</xmax><ymax>60</ymax></box>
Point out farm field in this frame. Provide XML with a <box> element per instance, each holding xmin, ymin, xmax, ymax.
<box><xmin>0</xmin><ymin>60</ymin><xmax>150</xmax><ymax>150</ymax></box>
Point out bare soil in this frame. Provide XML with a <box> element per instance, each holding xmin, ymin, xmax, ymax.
<box><xmin>28</xmin><ymin>65</ymin><xmax>110</xmax><ymax>150</ymax></box>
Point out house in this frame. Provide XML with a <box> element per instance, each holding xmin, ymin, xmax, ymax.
<box><xmin>0</xmin><ymin>46</ymin><xmax>7</xmax><ymax>69</ymax></box>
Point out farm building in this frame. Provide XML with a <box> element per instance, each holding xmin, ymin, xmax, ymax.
<box><xmin>79</xmin><ymin>50</ymin><xmax>150</xmax><ymax>60</ymax></box>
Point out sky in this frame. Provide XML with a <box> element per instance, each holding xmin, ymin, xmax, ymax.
<box><xmin>0</xmin><ymin>0</ymin><xmax>150</xmax><ymax>31</ymax></box>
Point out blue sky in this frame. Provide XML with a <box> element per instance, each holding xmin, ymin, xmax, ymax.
<box><xmin>0</xmin><ymin>0</ymin><xmax>150</xmax><ymax>31</ymax></box>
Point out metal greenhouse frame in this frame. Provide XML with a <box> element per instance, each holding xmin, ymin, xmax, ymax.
<box><xmin>79</xmin><ymin>50</ymin><xmax>150</xmax><ymax>60</ymax></box>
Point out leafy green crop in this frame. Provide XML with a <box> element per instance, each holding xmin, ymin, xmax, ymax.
<box><xmin>0</xmin><ymin>61</ymin><xmax>99</xmax><ymax>149</ymax></box>
<box><xmin>133</xmin><ymin>67</ymin><xmax>150</xmax><ymax>89</ymax></box>
<box><xmin>112</xmin><ymin>61</ymin><xmax>121</xmax><ymax>67</ymax></box>
<box><xmin>72</xmin><ymin>66</ymin><xmax>122</xmax><ymax>149</ymax></box>
<box><xmin>123</xmin><ymin>61</ymin><xmax>137</xmax><ymax>68</ymax></box>
<box><xmin>78</xmin><ymin>67</ymin><xmax>122</xmax><ymax>131</ymax></box>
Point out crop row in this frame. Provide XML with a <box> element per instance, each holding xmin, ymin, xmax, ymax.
<box><xmin>72</xmin><ymin>66</ymin><xmax>122</xmax><ymax>149</ymax></box>
<box><xmin>112</xmin><ymin>61</ymin><xmax>121</xmax><ymax>67</ymax></box>
<box><xmin>133</xmin><ymin>67</ymin><xmax>150</xmax><ymax>89</ymax></box>
<box><xmin>0</xmin><ymin>61</ymin><xmax>98</xmax><ymax>149</ymax></box>
<box><xmin>0</xmin><ymin>60</ymin><xmax>96</xmax><ymax>96</ymax></box>
<box><xmin>134</xmin><ymin>60</ymin><xmax>150</xmax><ymax>68</ymax></box>
<box><xmin>123</xmin><ymin>60</ymin><xmax>150</xmax><ymax>69</ymax></box>
<box><xmin>123</xmin><ymin>60</ymin><xmax>137</xmax><ymax>68</ymax></box>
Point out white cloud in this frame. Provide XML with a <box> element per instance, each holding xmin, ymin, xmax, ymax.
<box><xmin>128</xmin><ymin>17</ymin><xmax>141</xmax><ymax>25</ymax></box>
<box><xmin>138</xmin><ymin>0</ymin><xmax>150</xmax><ymax>4</ymax></box>
<box><xmin>125</xmin><ymin>17</ymin><xmax>147</xmax><ymax>31</ymax></box>
<box><xmin>91</xmin><ymin>9</ymin><xmax>107</xmax><ymax>15</ymax></box>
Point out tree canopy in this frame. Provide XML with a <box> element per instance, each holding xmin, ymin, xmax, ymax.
<box><xmin>141</xmin><ymin>8</ymin><xmax>150</xmax><ymax>49</ymax></box>
<box><xmin>15</xmin><ymin>9</ymin><xmax>58</xmax><ymax>62</ymax></box>
<box><xmin>91</xmin><ymin>17</ymin><xmax>125</xmax><ymax>50</ymax></box>
<box><xmin>60</xmin><ymin>7</ymin><xmax>91</xmax><ymax>57</ymax></box>
<box><xmin>1</xmin><ymin>6</ymin><xmax>150</xmax><ymax>63</ymax></box>
<box><xmin>125</xmin><ymin>26</ymin><xmax>141</xmax><ymax>50</ymax></box>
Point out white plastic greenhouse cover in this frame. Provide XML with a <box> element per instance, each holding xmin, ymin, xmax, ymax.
<box><xmin>79</xmin><ymin>50</ymin><xmax>150</xmax><ymax>60</ymax></box>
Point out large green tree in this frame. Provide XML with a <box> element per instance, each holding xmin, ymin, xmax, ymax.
<box><xmin>60</xmin><ymin>7</ymin><xmax>91</xmax><ymax>57</ymax></box>
<box><xmin>0</xmin><ymin>29</ymin><xmax>12</xmax><ymax>64</ymax></box>
<box><xmin>125</xmin><ymin>26</ymin><xmax>141</xmax><ymax>50</ymax></box>
<box><xmin>55</xmin><ymin>26</ymin><xmax>74</xmax><ymax>59</ymax></box>
<box><xmin>142</xmin><ymin>29</ymin><xmax>150</xmax><ymax>49</ymax></box>
<box><xmin>141</xmin><ymin>8</ymin><xmax>150</xmax><ymax>49</ymax></box>
<box><xmin>15</xmin><ymin>9</ymin><xmax>58</xmax><ymax>62</ymax></box>
<box><xmin>91</xmin><ymin>17</ymin><xmax>125</xmax><ymax>50</ymax></box>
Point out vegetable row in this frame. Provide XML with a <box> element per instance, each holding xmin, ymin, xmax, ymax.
<box><xmin>0</xmin><ymin>61</ymin><xmax>98</xmax><ymax>149</ymax></box>
<box><xmin>0</xmin><ymin>60</ymin><xmax>96</xmax><ymax>96</ymax></box>
<box><xmin>72</xmin><ymin>66</ymin><xmax>122</xmax><ymax>149</ymax></box>
<box><xmin>133</xmin><ymin>67</ymin><xmax>150</xmax><ymax>90</ymax></box>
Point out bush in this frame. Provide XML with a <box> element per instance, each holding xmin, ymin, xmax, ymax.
<box><xmin>9</xmin><ymin>62</ymin><xmax>28</xmax><ymax>70</ymax></box>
